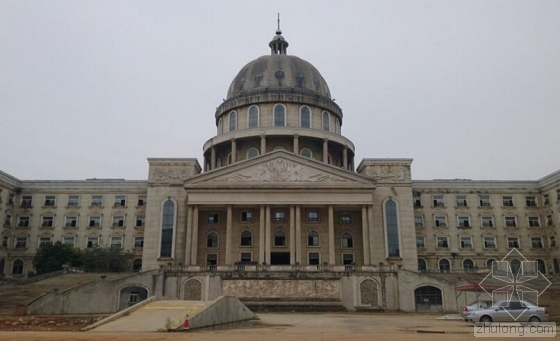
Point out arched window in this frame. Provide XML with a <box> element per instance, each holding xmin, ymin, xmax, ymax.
<box><xmin>300</xmin><ymin>106</ymin><xmax>311</xmax><ymax>128</ymax></box>
<box><xmin>335</xmin><ymin>118</ymin><xmax>341</xmax><ymax>134</ymax></box>
<box><xmin>486</xmin><ymin>258</ymin><xmax>496</xmax><ymax>268</ymax></box>
<box><xmin>463</xmin><ymin>259</ymin><xmax>474</xmax><ymax>272</ymax></box>
<box><xmin>207</xmin><ymin>232</ymin><xmax>218</xmax><ymax>248</ymax></box>
<box><xmin>418</xmin><ymin>258</ymin><xmax>427</xmax><ymax>272</ymax></box>
<box><xmin>322</xmin><ymin>111</ymin><xmax>330</xmax><ymax>131</ymax></box>
<box><xmin>240</xmin><ymin>230</ymin><xmax>252</xmax><ymax>246</ymax></box>
<box><xmin>308</xmin><ymin>230</ymin><xmax>319</xmax><ymax>246</ymax></box>
<box><xmin>342</xmin><ymin>232</ymin><xmax>353</xmax><ymax>248</ymax></box>
<box><xmin>217</xmin><ymin>118</ymin><xmax>223</xmax><ymax>134</ymax></box>
<box><xmin>160</xmin><ymin>200</ymin><xmax>175</xmax><ymax>258</ymax></box>
<box><xmin>438</xmin><ymin>259</ymin><xmax>450</xmax><ymax>272</ymax></box>
<box><xmin>273</xmin><ymin>146</ymin><xmax>285</xmax><ymax>151</ymax></box>
<box><xmin>248</xmin><ymin>106</ymin><xmax>259</xmax><ymax>128</ymax></box>
<box><xmin>300</xmin><ymin>148</ymin><xmax>312</xmax><ymax>158</ymax></box>
<box><xmin>216</xmin><ymin>158</ymin><xmax>222</xmax><ymax>168</ymax></box>
<box><xmin>274</xmin><ymin>230</ymin><xmax>286</xmax><ymax>246</ymax></box>
<box><xmin>228</xmin><ymin>111</ymin><xmax>237</xmax><ymax>132</ymax></box>
<box><xmin>273</xmin><ymin>104</ymin><xmax>286</xmax><ymax>127</ymax></box>
<box><xmin>12</xmin><ymin>259</ymin><xmax>24</xmax><ymax>275</ymax></box>
<box><xmin>554</xmin><ymin>258</ymin><xmax>560</xmax><ymax>274</ymax></box>
<box><xmin>384</xmin><ymin>199</ymin><xmax>400</xmax><ymax>257</ymax></box>
<box><xmin>227</xmin><ymin>153</ymin><xmax>232</xmax><ymax>165</ymax></box>
<box><xmin>132</xmin><ymin>259</ymin><xmax>142</xmax><ymax>272</ymax></box>
<box><xmin>247</xmin><ymin>147</ymin><xmax>259</xmax><ymax>159</ymax></box>
<box><xmin>536</xmin><ymin>259</ymin><xmax>546</xmax><ymax>274</ymax></box>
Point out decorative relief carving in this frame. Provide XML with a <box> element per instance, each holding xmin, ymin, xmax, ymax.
<box><xmin>152</xmin><ymin>167</ymin><xmax>190</xmax><ymax>182</ymax></box>
<box><xmin>214</xmin><ymin>159</ymin><xmax>350</xmax><ymax>183</ymax></box>
<box><xmin>362</xmin><ymin>165</ymin><xmax>409</xmax><ymax>182</ymax></box>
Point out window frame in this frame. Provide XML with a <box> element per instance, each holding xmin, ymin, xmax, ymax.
<box><xmin>228</xmin><ymin>111</ymin><xmax>237</xmax><ymax>132</ymax></box>
<box><xmin>273</xmin><ymin>104</ymin><xmax>286</xmax><ymax>127</ymax></box>
<box><xmin>248</xmin><ymin>106</ymin><xmax>259</xmax><ymax>128</ymax></box>
<box><xmin>460</xmin><ymin>236</ymin><xmax>473</xmax><ymax>249</ymax></box>
<box><xmin>436</xmin><ymin>236</ymin><xmax>449</xmax><ymax>249</ymax></box>
<box><xmin>307</xmin><ymin>230</ymin><xmax>320</xmax><ymax>247</ymax></box>
<box><xmin>483</xmin><ymin>236</ymin><xmax>497</xmax><ymax>249</ymax></box>
<box><xmin>300</xmin><ymin>106</ymin><xmax>311</xmax><ymax>128</ymax></box>
<box><xmin>322</xmin><ymin>111</ymin><xmax>330</xmax><ymax>131</ymax></box>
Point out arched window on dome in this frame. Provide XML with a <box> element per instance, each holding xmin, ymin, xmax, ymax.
<box><xmin>217</xmin><ymin>118</ymin><xmax>223</xmax><ymax>134</ymax></box>
<box><xmin>335</xmin><ymin>118</ymin><xmax>341</xmax><ymax>134</ymax></box>
<box><xmin>228</xmin><ymin>111</ymin><xmax>237</xmax><ymax>132</ymax></box>
<box><xmin>322</xmin><ymin>111</ymin><xmax>330</xmax><ymax>131</ymax></box>
<box><xmin>247</xmin><ymin>147</ymin><xmax>259</xmax><ymax>159</ymax></box>
<box><xmin>300</xmin><ymin>106</ymin><xmax>311</xmax><ymax>128</ymax></box>
<box><xmin>300</xmin><ymin>148</ymin><xmax>312</xmax><ymax>159</ymax></box>
<box><xmin>248</xmin><ymin>106</ymin><xmax>259</xmax><ymax>128</ymax></box>
<box><xmin>274</xmin><ymin>104</ymin><xmax>286</xmax><ymax>127</ymax></box>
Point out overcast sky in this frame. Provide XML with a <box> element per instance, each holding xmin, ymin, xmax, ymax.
<box><xmin>1</xmin><ymin>0</ymin><xmax>558</xmax><ymax>181</ymax></box>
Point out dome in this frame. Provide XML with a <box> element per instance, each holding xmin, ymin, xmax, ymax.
<box><xmin>226</xmin><ymin>32</ymin><xmax>331</xmax><ymax>100</ymax></box>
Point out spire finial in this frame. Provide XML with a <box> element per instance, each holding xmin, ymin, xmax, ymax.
<box><xmin>276</xmin><ymin>13</ymin><xmax>281</xmax><ymax>35</ymax></box>
<box><xmin>270</xmin><ymin>13</ymin><xmax>288</xmax><ymax>55</ymax></box>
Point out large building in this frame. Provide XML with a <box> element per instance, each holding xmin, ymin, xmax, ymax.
<box><xmin>1</xmin><ymin>30</ymin><xmax>559</xmax><ymax>312</ymax></box>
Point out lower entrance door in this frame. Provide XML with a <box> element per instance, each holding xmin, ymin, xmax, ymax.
<box><xmin>270</xmin><ymin>252</ymin><xmax>290</xmax><ymax>265</ymax></box>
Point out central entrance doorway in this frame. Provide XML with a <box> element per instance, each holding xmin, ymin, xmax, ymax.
<box><xmin>271</xmin><ymin>252</ymin><xmax>290</xmax><ymax>265</ymax></box>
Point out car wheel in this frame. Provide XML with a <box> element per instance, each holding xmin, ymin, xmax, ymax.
<box><xmin>528</xmin><ymin>316</ymin><xmax>541</xmax><ymax>323</ymax></box>
<box><xmin>480</xmin><ymin>315</ymin><xmax>492</xmax><ymax>323</ymax></box>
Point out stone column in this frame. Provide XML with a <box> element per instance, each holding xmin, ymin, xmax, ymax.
<box><xmin>361</xmin><ymin>206</ymin><xmax>370</xmax><ymax>265</ymax></box>
<box><xmin>343</xmin><ymin>146</ymin><xmax>348</xmax><ymax>170</ymax></box>
<box><xmin>211</xmin><ymin>147</ymin><xmax>216</xmax><ymax>170</ymax></box>
<box><xmin>231</xmin><ymin>139</ymin><xmax>236</xmax><ymax>163</ymax></box>
<box><xmin>289</xmin><ymin>206</ymin><xmax>295</xmax><ymax>265</ymax></box>
<box><xmin>265</xmin><ymin>206</ymin><xmax>271</xmax><ymax>265</ymax></box>
<box><xmin>225</xmin><ymin>205</ymin><xmax>233</xmax><ymax>264</ymax></box>
<box><xmin>367</xmin><ymin>205</ymin><xmax>375</xmax><ymax>265</ymax></box>
<box><xmin>293</xmin><ymin>134</ymin><xmax>299</xmax><ymax>154</ymax></box>
<box><xmin>323</xmin><ymin>139</ymin><xmax>329</xmax><ymax>163</ymax></box>
<box><xmin>260</xmin><ymin>134</ymin><xmax>266</xmax><ymax>155</ymax></box>
<box><xmin>328</xmin><ymin>205</ymin><xmax>335</xmax><ymax>265</ymax></box>
<box><xmin>184</xmin><ymin>205</ymin><xmax>193</xmax><ymax>266</ymax></box>
<box><xmin>295</xmin><ymin>206</ymin><xmax>302</xmax><ymax>264</ymax></box>
<box><xmin>190</xmin><ymin>206</ymin><xmax>199</xmax><ymax>265</ymax></box>
<box><xmin>259</xmin><ymin>206</ymin><xmax>265</xmax><ymax>263</ymax></box>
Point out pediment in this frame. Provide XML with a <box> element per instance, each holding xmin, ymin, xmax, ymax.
<box><xmin>185</xmin><ymin>151</ymin><xmax>375</xmax><ymax>188</ymax></box>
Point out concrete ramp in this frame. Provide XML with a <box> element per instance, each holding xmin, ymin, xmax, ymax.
<box><xmin>86</xmin><ymin>296</ymin><xmax>254</xmax><ymax>332</ymax></box>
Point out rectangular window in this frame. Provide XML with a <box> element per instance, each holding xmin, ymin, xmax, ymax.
<box><xmin>502</xmin><ymin>196</ymin><xmax>514</xmax><ymax>207</ymax></box>
<box><xmin>413</xmin><ymin>194</ymin><xmax>422</xmax><ymax>207</ymax></box>
<box><xmin>458</xmin><ymin>216</ymin><xmax>470</xmax><ymax>228</ymax></box>
<box><xmin>546</xmin><ymin>215</ymin><xmax>553</xmax><ymax>226</ymax></box>
<box><xmin>414</xmin><ymin>215</ymin><xmax>424</xmax><ymax>228</ymax></box>
<box><xmin>21</xmin><ymin>196</ymin><xmax>32</xmax><ymax>208</ymax></box>
<box><xmin>110</xmin><ymin>236</ymin><xmax>123</xmax><ymax>249</ymax></box>
<box><xmin>137</xmin><ymin>196</ymin><xmax>147</xmax><ymax>206</ymax></box>
<box><xmin>525</xmin><ymin>196</ymin><xmax>537</xmax><ymax>207</ymax></box>
<box><xmin>42</xmin><ymin>216</ymin><xmax>54</xmax><ymax>227</ymax></box>
<box><xmin>2</xmin><ymin>236</ymin><xmax>8</xmax><ymax>247</ymax></box>
<box><xmin>341</xmin><ymin>214</ymin><xmax>352</xmax><ymax>224</ymax></box>
<box><xmin>550</xmin><ymin>236</ymin><xmax>556</xmax><ymax>248</ymax></box>
<box><xmin>416</xmin><ymin>236</ymin><xmax>425</xmax><ymax>248</ymax></box>
<box><xmin>528</xmin><ymin>217</ymin><xmax>540</xmax><ymax>227</ymax></box>
<box><xmin>484</xmin><ymin>237</ymin><xmax>496</xmax><ymax>249</ymax></box>
<box><xmin>67</xmin><ymin>196</ymin><xmax>79</xmax><ymax>207</ymax></box>
<box><xmin>18</xmin><ymin>217</ymin><xmax>30</xmax><ymax>227</ymax></box>
<box><xmin>543</xmin><ymin>194</ymin><xmax>550</xmax><ymax>205</ymax></box>
<box><xmin>557</xmin><ymin>189</ymin><xmax>560</xmax><ymax>201</ymax></box>
<box><xmin>15</xmin><ymin>237</ymin><xmax>27</xmax><ymax>248</ymax></box>
<box><xmin>460</xmin><ymin>236</ymin><xmax>473</xmax><ymax>249</ymax></box>
<box><xmin>112</xmin><ymin>216</ymin><xmax>125</xmax><ymax>228</ymax></box>
<box><xmin>208</xmin><ymin>213</ymin><xmax>219</xmax><ymax>224</ymax></box>
<box><xmin>433</xmin><ymin>195</ymin><xmax>444</xmax><ymax>207</ymax></box>
<box><xmin>65</xmin><ymin>216</ymin><xmax>77</xmax><ymax>228</ymax></box>
<box><xmin>479</xmin><ymin>195</ymin><xmax>491</xmax><ymax>207</ymax></box>
<box><xmin>436</xmin><ymin>236</ymin><xmax>449</xmax><ymax>249</ymax></box>
<box><xmin>206</xmin><ymin>253</ymin><xmax>218</xmax><ymax>265</ymax></box>
<box><xmin>274</xmin><ymin>211</ymin><xmax>285</xmax><ymax>222</ymax></box>
<box><xmin>307</xmin><ymin>211</ymin><xmax>319</xmax><ymax>222</ymax></box>
<box><xmin>134</xmin><ymin>237</ymin><xmax>144</xmax><ymax>248</ymax></box>
<box><xmin>241</xmin><ymin>211</ymin><xmax>253</xmax><ymax>222</ymax></box>
<box><xmin>481</xmin><ymin>216</ymin><xmax>494</xmax><ymax>228</ymax></box>
<box><xmin>308</xmin><ymin>252</ymin><xmax>320</xmax><ymax>265</ymax></box>
<box><xmin>342</xmin><ymin>253</ymin><xmax>354</xmax><ymax>265</ymax></box>
<box><xmin>505</xmin><ymin>216</ymin><xmax>517</xmax><ymax>227</ymax></box>
<box><xmin>456</xmin><ymin>196</ymin><xmax>468</xmax><ymax>207</ymax></box>
<box><xmin>508</xmin><ymin>237</ymin><xmax>519</xmax><ymax>248</ymax></box>
<box><xmin>63</xmin><ymin>236</ymin><xmax>75</xmax><ymax>247</ymax></box>
<box><xmin>531</xmin><ymin>237</ymin><xmax>543</xmax><ymax>249</ymax></box>
<box><xmin>434</xmin><ymin>216</ymin><xmax>447</xmax><ymax>227</ymax></box>
<box><xmin>89</xmin><ymin>216</ymin><xmax>101</xmax><ymax>227</ymax></box>
<box><xmin>86</xmin><ymin>236</ymin><xmax>99</xmax><ymax>248</ymax></box>
<box><xmin>4</xmin><ymin>214</ymin><xmax>12</xmax><ymax>226</ymax></box>
<box><xmin>44</xmin><ymin>195</ymin><xmax>56</xmax><ymax>207</ymax></box>
<box><xmin>114</xmin><ymin>196</ymin><xmax>126</xmax><ymax>207</ymax></box>
<box><xmin>129</xmin><ymin>292</ymin><xmax>139</xmax><ymax>304</ymax></box>
<box><xmin>240</xmin><ymin>252</ymin><xmax>252</xmax><ymax>263</ymax></box>
<box><xmin>91</xmin><ymin>196</ymin><xmax>103</xmax><ymax>207</ymax></box>
<box><xmin>39</xmin><ymin>237</ymin><xmax>52</xmax><ymax>247</ymax></box>
<box><xmin>136</xmin><ymin>216</ymin><xmax>145</xmax><ymax>227</ymax></box>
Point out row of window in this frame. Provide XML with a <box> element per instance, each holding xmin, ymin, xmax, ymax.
<box><xmin>415</xmin><ymin>214</ymin><xmax>553</xmax><ymax>228</ymax></box>
<box><xmin>14</xmin><ymin>195</ymin><xmax>147</xmax><ymax>209</ymax></box>
<box><xmin>418</xmin><ymin>258</ymin><xmax>554</xmax><ymax>274</ymax></box>
<box><xmin>414</xmin><ymin>194</ymin><xmax>553</xmax><ymax>208</ymax></box>
<box><xmin>218</xmin><ymin>105</ymin><xmax>341</xmax><ymax>134</ymax></box>
<box><xmin>5</xmin><ymin>214</ymin><xmax>146</xmax><ymax>229</ymax></box>
<box><xmin>2</xmin><ymin>258</ymin><xmax>143</xmax><ymax>276</ymax></box>
<box><xmin>205</xmin><ymin>230</ymin><xmax>354</xmax><ymax>248</ymax></box>
<box><xmin>1</xmin><ymin>235</ymin><xmax>144</xmax><ymax>250</ymax></box>
<box><xmin>205</xmin><ymin>211</ymin><xmax>353</xmax><ymax>224</ymax></box>
<box><xmin>416</xmin><ymin>235</ymin><xmax>555</xmax><ymax>250</ymax></box>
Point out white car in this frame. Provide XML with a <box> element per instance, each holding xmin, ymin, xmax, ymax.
<box><xmin>466</xmin><ymin>300</ymin><xmax>550</xmax><ymax>323</ymax></box>
<box><xmin>461</xmin><ymin>300</ymin><xmax>492</xmax><ymax>320</ymax></box>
